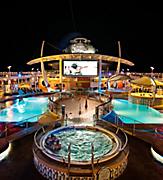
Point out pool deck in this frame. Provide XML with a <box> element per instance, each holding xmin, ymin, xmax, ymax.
<box><xmin>115</xmin><ymin>122</ymin><xmax>163</xmax><ymax>156</ymax></box>
<box><xmin>58</xmin><ymin>95</ymin><xmax>100</xmax><ymax>126</ymax></box>
<box><xmin>0</xmin><ymin>94</ymin><xmax>163</xmax><ymax>179</ymax></box>
<box><xmin>132</xmin><ymin>124</ymin><xmax>163</xmax><ymax>156</ymax></box>
<box><xmin>54</xmin><ymin>95</ymin><xmax>163</xmax><ymax>156</ymax></box>
<box><xmin>0</xmin><ymin>128</ymin><xmax>163</xmax><ymax>179</ymax></box>
<box><xmin>0</xmin><ymin>124</ymin><xmax>41</xmax><ymax>153</ymax></box>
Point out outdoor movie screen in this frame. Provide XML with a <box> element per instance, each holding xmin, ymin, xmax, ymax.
<box><xmin>63</xmin><ymin>60</ymin><xmax>98</xmax><ymax>76</ymax></box>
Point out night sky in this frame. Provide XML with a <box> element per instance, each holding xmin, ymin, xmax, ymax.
<box><xmin>0</xmin><ymin>1</ymin><xmax>162</xmax><ymax>72</ymax></box>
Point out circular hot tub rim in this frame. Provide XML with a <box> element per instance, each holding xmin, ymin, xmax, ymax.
<box><xmin>39</xmin><ymin>125</ymin><xmax>122</xmax><ymax>165</ymax></box>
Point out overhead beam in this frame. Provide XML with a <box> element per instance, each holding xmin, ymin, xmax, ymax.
<box><xmin>27</xmin><ymin>53</ymin><xmax>135</xmax><ymax>66</ymax></box>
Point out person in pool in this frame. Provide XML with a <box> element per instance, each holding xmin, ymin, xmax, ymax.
<box><xmin>52</xmin><ymin>139</ymin><xmax>61</xmax><ymax>151</ymax></box>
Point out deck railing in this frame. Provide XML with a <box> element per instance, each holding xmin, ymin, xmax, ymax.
<box><xmin>100</xmin><ymin>110</ymin><xmax>163</xmax><ymax>141</ymax></box>
<box><xmin>0</xmin><ymin>113</ymin><xmax>46</xmax><ymax>140</ymax></box>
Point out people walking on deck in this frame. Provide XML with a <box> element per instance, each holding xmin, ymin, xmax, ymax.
<box><xmin>79</xmin><ymin>103</ymin><xmax>81</xmax><ymax>115</ymax></box>
<box><xmin>85</xmin><ymin>98</ymin><xmax>88</xmax><ymax>109</ymax></box>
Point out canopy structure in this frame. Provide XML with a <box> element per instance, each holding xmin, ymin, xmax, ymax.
<box><xmin>154</xmin><ymin>80</ymin><xmax>163</xmax><ymax>87</ymax></box>
<box><xmin>109</xmin><ymin>74</ymin><xmax>132</xmax><ymax>81</ymax></box>
<box><xmin>27</xmin><ymin>53</ymin><xmax>134</xmax><ymax>66</ymax></box>
<box><xmin>130</xmin><ymin>76</ymin><xmax>161</xmax><ymax>87</ymax></box>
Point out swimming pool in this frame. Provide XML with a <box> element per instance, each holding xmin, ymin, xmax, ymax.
<box><xmin>0</xmin><ymin>97</ymin><xmax>48</xmax><ymax>123</ymax></box>
<box><xmin>112</xmin><ymin>99</ymin><xmax>163</xmax><ymax>124</ymax></box>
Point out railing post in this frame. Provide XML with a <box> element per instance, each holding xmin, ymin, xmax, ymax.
<box><xmin>61</xmin><ymin>104</ymin><xmax>65</xmax><ymax>120</ymax></box>
<box><xmin>95</xmin><ymin>107</ymin><xmax>99</xmax><ymax>120</ymax></box>
<box><xmin>68</xmin><ymin>143</ymin><xmax>71</xmax><ymax>177</ymax></box>
<box><xmin>65</xmin><ymin>114</ymin><xmax>68</xmax><ymax>126</ymax></box>
<box><xmin>133</xmin><ymin>122</ymin><xmax>135</xmax><ymax>136</ymax></box>
<box><xmin>5</xmin><ymin>122</ymin><xmax>8</xmax><ymax>137</ymax></box>
<box><xmin>121</xmin><ymin>121</ymin><xmax>124</xmax><ymax>130</ymax></box>
<box><xmin>25</xmin><ymin>121</ymin><xmax>28</xmax><ymax>128</ymax></box>
<box><xmin>154</xmin><ymin>128</ymin><xmax>158</xmax><ymax>138</ymax></box>
<box><xmin>93</xmin><ymin>114</ymin><xmax>96</xmax><ymax>126</ymax></box>
<box><xmin>91</xmin><ymin>143</ymin><xmax>95</xmax><ymax>179</ymax></box>
<box><xmin>114</xmin><ymin>115</ymin><xmax>117</xmax><ymax>126</ymax></box>
<box><xmin>116</xmin><ymin>115</ymin><xmax>119</xmax><ymax>127</ymax></box>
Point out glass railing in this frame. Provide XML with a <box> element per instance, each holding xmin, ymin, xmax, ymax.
<box><xmin>93</xmin><ymin>91</ymin><xmax>163</xmax><ymax>155</ymax></box>
<box><xmin>92</xmin><ymin>90</ymin><xmax>162</xmax><ymax>138</ymax></box>
<box><xmin>90</xmin><ymin>92</ymin><xmax>129</xmax><ymax>155</ymax></box>
<box><xmin>0</xmin><ymin>113</ymin><xmax>46</xmax><ymax>139</ymax></box>
<box><xmin>100</xmin><ymin>110</ymin><xmax>163</xmax><ymax>141</ymax></box>
<box><xmin>0</xmin><ymin>92</ymin><xmax>74</xmax><ymax>139</ymax></box>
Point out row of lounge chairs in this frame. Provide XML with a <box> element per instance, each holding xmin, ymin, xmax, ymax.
<box><xmin>18</xmin><ymin>88</ymin><xmax>43</xmax><ymax>95</ymax></box>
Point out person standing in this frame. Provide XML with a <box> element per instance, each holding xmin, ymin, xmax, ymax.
<box><xmin>79</xmin><ymin>103</ymin><xmax>81</xmax><ymax>115</ymax></box>
<box><xmin>85</xmin><ymin>98</ymin><xmax>88</xmax><ymax>109</ymax></box>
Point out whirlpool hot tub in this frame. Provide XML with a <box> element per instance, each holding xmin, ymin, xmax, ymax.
<box><xmin>33</xmin><ymin>125</ymin><xmax>129</xmax><ymax>179</ymax></box>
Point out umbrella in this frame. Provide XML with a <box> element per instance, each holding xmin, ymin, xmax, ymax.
<box><xmin>130</xmin><ymin>76</ymin><xmax>156</xmax><ymax>87</ymax></box>
<box><xmin>109</xmin><ymin>74</ymin><xmax>131</xmax><ymax>81</ymax></box>
<box><xmin>154</xmin><ymin>80</ymin><xmax>163</xmax><ymax>87</ymax></box>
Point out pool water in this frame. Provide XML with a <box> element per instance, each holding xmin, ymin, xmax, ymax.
<box><xmin>112</xmin><ymin>99</ymin><xmax>163</xmax><ymax>124</ymax></box>
<box><xmin>0</xmin><ymin>97</ymin><xmax>48</xmax><ymax>122</ymax></box>
<box><xmin>43</xmin><ymin>127</ymin><xmax>113</xmax><ymax>161</ymax></box>
<box><xmin>1</xmin><ymin>96</ymin><xmax>162</xmax><ymax>125</ymax></box>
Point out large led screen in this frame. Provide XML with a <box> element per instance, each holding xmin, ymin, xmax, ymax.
<box><xmin>63</xmin><ymin>60</ymin><xmax>98</xmax><ymax>76</ymax></box>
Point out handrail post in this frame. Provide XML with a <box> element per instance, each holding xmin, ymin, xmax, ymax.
<box><xmin>25</xmin><ymin>121</ymin><xmax>28</xmax><ymax>128</ymax></box>
<box><xmin>133</xmin><ymin>122</ymin><xmax>135</xmax><ymax>136</ymax></box>
<box><xmin>116</xmin><ymin>115</ymin><xmax>119</xmax><ymax>127</ymax></box>
<box><xmin>93</xmin><ymin>114</ymin><xmax>96</xmax><ymax>126</ymax></box>
<box><xmin>95</xmin><ymin>107</ymin><xmax>99</xmax><ymax>120</ymax></box>
<box><xmin>68</xmin><ymin>143</ymin><xmax>71</xmax><ymax>177</ymax></box>
<box><xmin>91</xmin><ymin>143</ymin><xmax>95</xmax><ymax>179</ymax></box>
<box><xmin>5</xmin><ymin>122</ymin><xmax>8</xmax><ymax>137</ymax></box>
<box><xmin>114</xmin><ymin>115</ymin><xmax>116</xmax><ymax>126</ymax></box>
<box><xmin>122</xmin><ymin>121</ymin><xmax>124</xmax><ymax>130</ymax></box>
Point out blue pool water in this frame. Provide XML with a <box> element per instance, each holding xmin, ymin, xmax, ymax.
<box><xmin>112</xmin><ymin>99</ymin><xmax>163</xmax><ymax>124</ymax></box>
<box><xmin>1</xmin><ymin>97</ymin><xmax>162</xmax><ymax>124</ymax></box>
<box><xmin>0</xmin><ymin>97</ymin><xmax>48</xmax><ymax>123</ymax></box>
<box><xmin>42</xmin><ymin>127</ymin><xmax>113</xmax><ymax>161</ymax></box>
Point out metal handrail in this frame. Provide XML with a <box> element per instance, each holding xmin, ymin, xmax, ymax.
<box><xmin>16</xmin><ymin>113</ymin><xmax>45</xmax><ymax>124</ymax></box>
<box><xmin>34</xmin><ymin>127</ymin><xmax>44</xmax><ymax>150</ymax></box>
<box><xmin>119</xmin><ymin>130</ymin><xmax>128</xmax><ymax>151</ymax></box>
<box><xmin>115</xmin><ymin>113</ymin><xmax>146</xmax><ymax>125</ymax></box>
<box><xmin>34</xmin><ymin>133</ymin><xmax>68</xmax><ymax>161</ymax></box>
<box><xmin>98</xmin><ymin>118</ymin><xmax>128</xmax><ymax>153</ymax></box>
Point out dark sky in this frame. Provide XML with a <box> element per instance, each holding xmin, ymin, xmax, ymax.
<box><xmin>0</xmin><ymin>1</ymin><xmax>162</xmax><ymax>72</ymax></box>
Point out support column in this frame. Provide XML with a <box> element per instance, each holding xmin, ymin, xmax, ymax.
<box><xmin>59</xmin><ymin>59</ymin><xmax>63</xmax><ymax>91</ymax></box>
<box><xmin>116</xmin><ymin>41</ymin><xmax>121</xmax><ymax>74</ymax></box>
<box><xmin>98</xmin><ymin>59</ymin><xmax>102</xmax><ymax>93</ymax></box>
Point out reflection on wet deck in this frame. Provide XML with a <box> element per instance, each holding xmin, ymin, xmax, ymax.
<box><xmin>58</xmin><ymin>95</ymin><xmax>100</xmax><ymax>126</ymax></box>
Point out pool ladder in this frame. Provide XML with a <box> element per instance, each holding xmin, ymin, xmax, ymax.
<box><xmin>67</xmin><ymin>143</ymin><xmax>95</xmax><ymax>179</ymax></box>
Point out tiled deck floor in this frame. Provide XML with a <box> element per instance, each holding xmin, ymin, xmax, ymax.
<box><xmin>58</xmin><ymin>95</ymin><xmax>100</xmax><ymax>126</ymax></box>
